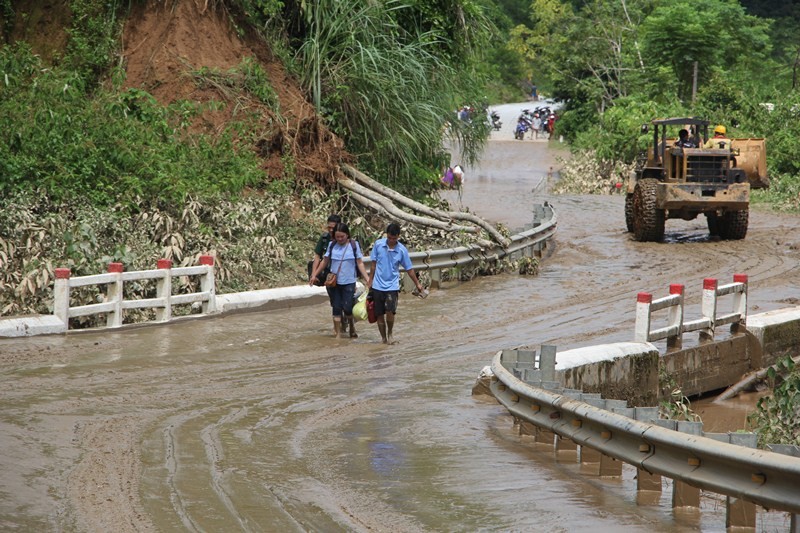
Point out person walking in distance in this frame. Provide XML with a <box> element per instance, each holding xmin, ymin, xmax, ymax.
<box><xmin>367</xmin><ymin>223</ymin><xmax>426</xmax><ymax>345</ymax></box>
<box><xmin>531</xmin><ymin>113</ymin><xmax>542</xmax><ymax>140</ymax></box>
<box><xmin>309</xmin><ymin>222</ymin><xmax>369</xmax><ymax>339</ymax></box>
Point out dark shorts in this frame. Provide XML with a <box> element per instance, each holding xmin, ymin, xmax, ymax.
<box><xmin>372</xmin><ymin>289</ymin><xmax>398</xmax><ymax>316</ymax></box>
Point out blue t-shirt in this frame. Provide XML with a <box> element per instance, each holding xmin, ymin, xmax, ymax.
<box><xmin>370</xmin><ymin>238</ymin><xmax>412</xmax><ymax>291</ymax></box>
<box><xmin>325</xmin><ymin>240</ymin><xmax>363</xmax><ymax>285</ymax></box>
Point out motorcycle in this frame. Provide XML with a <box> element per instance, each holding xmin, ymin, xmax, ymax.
<box><xmin>514</xmin><ymin>115</ymin><xmax>532</xmax><ymax>140</ymax></box>
<box><xmin>490</xmin><ymin>111</ymin><xmax>502</xmax><ymax>131</ymax></box>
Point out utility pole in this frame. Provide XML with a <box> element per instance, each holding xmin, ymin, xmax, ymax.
<box><xmin>692</xmin><ymin>61</ymin><xmax>698</xmax><ymax>103</ymax></box>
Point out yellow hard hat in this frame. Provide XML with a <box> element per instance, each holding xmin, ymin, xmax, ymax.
<box><xmin>714</xmin><ymin>125</ymin><xmax>726</xmax><ymax>135</ymax></box>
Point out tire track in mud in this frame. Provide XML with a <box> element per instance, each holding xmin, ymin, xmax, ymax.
<box><xmin>1</xmin><ymin>141</ymin><xmax>799</xmax><ymax>531</ymax></box>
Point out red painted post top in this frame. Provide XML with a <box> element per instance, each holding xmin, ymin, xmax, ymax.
<box><xmin>703</xmin><ymin>278</ymin><xmax>718</xmax><ymax>290</ymax></box>
<box><xmin>199</xmin><ymin>255</ymin><xmax>214</xmax><ymax>266</ymax></box>
<box><xmin>637</xmin><ymin>292</ymin><xmax>652</xmax><ymax>304</ymax></box>
<box><xmin>157</xmin><ymin>259</ymin><xmax>173</xmax><ymax>269</ymax></box>
<box><xmin>107</xmin><ymin>262</ymin><xmax>124</xmax><ymax>273</ymax></box>
<box><xmin>669</xmin><ymin>284</ymin><xmax>684</xmax><ymax>295</ymax></box>
<box><xmin>55</xmin><ymin>268</ymin><xmax>71</xmax><ymax>279</ymax></box>
<box><xmin>733</xmin><ymin>273</ymin><xmax>748</xmax><ymax>284</ymax></box>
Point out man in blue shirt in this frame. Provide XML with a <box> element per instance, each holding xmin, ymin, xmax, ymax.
<box><xmin>368</xmin><ymin>223</ymin><xmax>425</xmax><ymax>345</ymax></box>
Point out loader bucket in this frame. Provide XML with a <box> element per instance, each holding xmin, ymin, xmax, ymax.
<box><xmin>732</xmin><ymin>138</ymin><xmax>769</xmax><ymax>189</ymax></box>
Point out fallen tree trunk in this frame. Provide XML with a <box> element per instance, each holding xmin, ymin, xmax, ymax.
<box><xmin>341</xmin><ymin>180</ymin><xmax>483</xmax><ymax>237</ymax></box>
<box><xmin>341</xmin><ymin>164</ymin><xmax>511</xmax><ymax>246</ymax></box>
<box><xmin>714</xmin><ymin>353</ymin><xmax>800</xmax><ymax>402</ymax></box>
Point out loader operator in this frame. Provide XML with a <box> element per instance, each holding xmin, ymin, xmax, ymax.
<box><xmin>675</xmin><ymin>129</ymin><xmax>697</xmax><ymax>148</ymax></box>
<box><xmin>704</xmin><ymin>125</ymin><xmax>731</xmax><ymax>150</ymax></box>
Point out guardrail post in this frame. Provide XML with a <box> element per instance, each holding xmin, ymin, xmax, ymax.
<box><xmin>672</xmin><ymin>420</ymin><xmax>703</xmax><ymax>508</ymax></box>
<box><xmin>580</xmin><ymin>444</ymin><xmax>602</xmax><ymax>475</ymax></box>
<box><xmin>726</xmin><ymin>432</ymin><xmax>757</xmax><ymax>529</ymax></box>
<box><xmin>700</xmin><ymin>278</ymin><xmax>717</xmax><ymax>342</ymax></box>
<box><xmin>106</xmin><ymin>263</ymin><xmax>124</xmax><ymax>327</ymax></box>
<box><xmin>54</xmin><ymin>268</ymin><xmax>71</xmax><ymax>329</ymax></box>
<box><xmin>599</xmin><ymin>452</ymin><xmax>622</xmax><ymax>477</ymax></box>
<box><xmin>731</xmin><ymin>273</ymin><xmax>748</xmax><ymax>334</ymax></box>
<box><xmin>429</xmin><ymin>268</ymin><xmax>441</xmax><ymax>289</ymax></box>
<box><xmin>199</xmin><ymin>255</ymin><xmax>216</xmax><ymax>313</ymax></box>
<box><xmin>156</xmin><ymin>259</ymin><xmax>173</xmax><ymax>322</ymax></box>
<box><xmin>534</xmin><ymin>426</ymin><xmax>556</xmax><ymax>447</ymax></box>
<box><xmin>518</xmin><ymin>419</ymin><xmax>537</xmax><ymax>438</ymax></box>
<box><xmin>555</xmin><ymin>434</ymin><xmax>578</xmax><ymax>459</ymax></box>
<box><xmin>539</xmin><ymin>344</ymin><xmax>557</xmax><ymax>381</ymax></box>
<box><xmin>667</xmin><ymin>284</ymin><xmax>684</xmax><ymax>351</ymax></box>
<box><xmin>634</xmin><ymin>292</ymin><xmax>652</xmax><ymax>342</ymax></box>
<box><xmin>635</xmin><ymin>407</ymin><xmax>663</xmax><ymax>497</ymax></box>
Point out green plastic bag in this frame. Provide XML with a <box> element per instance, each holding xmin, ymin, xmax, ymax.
<box><xmin>352</xmin><ymin>291</ymin><xmax>368</xmax><ymax>322</ymax></box>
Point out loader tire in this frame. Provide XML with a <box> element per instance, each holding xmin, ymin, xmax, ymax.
<box><xmin>633</xmin><ymin>178</ymin><xmax>664</xmax><ymax>242</ymax></box>
<box><xmin>624</xmin><ymin>193</ymin><xmax>634</xmax><ymax>232</ymax></box>
<box><xmin>718</xmin><ymin>210</ymin><xmax>748</xmax><ymax>240</ymax></box>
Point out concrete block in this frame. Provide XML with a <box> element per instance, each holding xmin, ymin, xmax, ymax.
<box><xmin>748</xmin><ymin>307</ymin><xmax>800</xmax><ymax>366</ymax></box>
<box><xmin>0</xmin><ymin>315</ymin><xmax>67</xmax><ymax>337</ymax></box>
<box><xmin>660</xmin><ymin>334</ymin><xmax>753</xmax><ymax>398</ymax></box>
<box><xmin>558</xmin><ymin>342</ymin><xmax>660</xmax><ymax>406</ymax></box>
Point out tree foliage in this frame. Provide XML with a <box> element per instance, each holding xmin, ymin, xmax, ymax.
<box><xmin>640</xmin><ymin>0</ymin><xmax>771</xmax><ymax>102</ymax></box>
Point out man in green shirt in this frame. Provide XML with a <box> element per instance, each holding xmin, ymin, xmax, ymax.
<box><xmin>310</xmin><ymin>214</ymin><xmax>341</xmax><ymax>285</ymax></box>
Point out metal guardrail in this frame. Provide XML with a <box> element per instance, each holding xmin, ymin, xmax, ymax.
<box><xmin>490</xmin><ymin>351</ymin><xmax>800</xmax><ymax>516</ymax></box>
<box><xmin>361</xmin><ymin>203</ymin><xmax>556</xmax><ymax>273</ymax></box>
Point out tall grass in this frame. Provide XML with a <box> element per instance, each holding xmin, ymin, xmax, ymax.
<box><xmin>293</xmin><ymin>0</ymin><xmax>486</xmax><ymax>192</ymax></box>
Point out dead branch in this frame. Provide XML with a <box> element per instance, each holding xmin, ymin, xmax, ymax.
<box><xmin>341</xmin><ymin>164</ymin><xmax>510</xmax><ymax>246</ymax></box>
<box><xmin>339</xmin><ymin>179</ymin><xmax>478</xmax><ymax>234</ymax></box>
<box><xmin>714</xmin><ymin>353</ymin><xmax>800</xmax><ymax>402</ymax></box>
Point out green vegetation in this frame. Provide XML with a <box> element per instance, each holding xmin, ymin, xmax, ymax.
<box><xmin>509</xmin><ymin>0</ymin><xmax>800</xmax><ymax>210</ymax></box>
<box><xmin>3</xmin><ymin>0</ymin><xmax>800</xmax><ymax>321</ymax></box>
<box><xmin>659</xmin><ymin>366</ymin><xmax>701</xmax><ymax>422</ymax></box>
<box><xmin>0</xmin><ymin>44</ymin><xmax>270</xmax><ymax>205</ymax></box>
<box><xmin>747</xmin><ymin>356</ymin><xmax>800</xmax><ymax>447</ymax></box>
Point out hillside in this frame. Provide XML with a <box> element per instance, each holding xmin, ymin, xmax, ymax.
<box><xmin>120</xmin><ymin>0</ymin><xmax>348</xmax><ymax>185</ymax></box>
<box><xmin>0</xmin><ymin>1</ymin><xmax>374</xmax><ymax>319</ymax></box>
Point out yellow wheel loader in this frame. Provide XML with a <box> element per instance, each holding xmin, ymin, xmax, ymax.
<box><xmin>625</xmin><ymin>117</ymin><xmax>768</xmax><ymax>242</ymax></box>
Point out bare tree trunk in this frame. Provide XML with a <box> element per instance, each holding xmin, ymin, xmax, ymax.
<box><xmin>793</xmin><ymin>45</ymin><xmax>800</xmax><ymax>90</ymax></box>
<box><xmin>714</xmin><ymin>353</ymin><xmax>800</xmax><ymax>402</ymax></box>
<box><xmin>341</xmin><ymin>165</ymin><xmax>511</xmax><ymax>246</ymax></box>
<box><xmin>341</xmin><ymin>181</ymin><xmax>494</xmax><ymax>248</ymax></box>
<box><xmin>620</xmin><ymin>0</ymin><xmax>644</xmax><ymax>70</ymax></box>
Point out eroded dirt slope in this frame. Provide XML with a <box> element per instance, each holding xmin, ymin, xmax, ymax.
<box><xmin>121</xmin><ymin>0</ymin><xmax>348</xmax><ymax>184</ymax></box>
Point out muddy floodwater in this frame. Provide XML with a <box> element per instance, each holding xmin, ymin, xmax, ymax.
<box><xmin>2</xmin><ymin>134</ymin><xmax>800</xmax><ymax>532</ymax></box>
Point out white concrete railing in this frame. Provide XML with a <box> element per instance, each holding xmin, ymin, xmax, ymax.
<box><xmin>0</xmin><ymin>204</ymin><xmax>556</xmax><ymax>336</ymax></box>
<box><xmin>634</xmin><ymin>274</ymin><xmax>748</xmax><ymax>349</ymax></box>
<box><xmin>53</xmin><ymin>256</ymin><xmax>216</xmax><ymax>331</ymax></box>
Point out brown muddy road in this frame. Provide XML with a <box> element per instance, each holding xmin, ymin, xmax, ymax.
<box><xmin>2</xmin><ymin>138</ymin><xmax>800</xmax><ymax>532</ymax></box>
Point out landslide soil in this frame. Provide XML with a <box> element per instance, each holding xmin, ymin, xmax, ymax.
<box><xmin>121</xmin><ymin>0</ymin><xmax>348</xmax><ymax>185</ymax></box>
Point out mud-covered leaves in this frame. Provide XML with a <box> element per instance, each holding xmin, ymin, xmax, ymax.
<box><xmin>0</xmin><ymin>191</ymin><xmax>296</xmax><ymax>320</ymax></box>
<box><xmin>553</xmin><ymin>150</ymin><xmax>635</xmax><ymax>195</ymax></box>
<box><xmin>747</xmin><ymin>355</ymin><xmax>800</xmax><ymax>447</ymax></box>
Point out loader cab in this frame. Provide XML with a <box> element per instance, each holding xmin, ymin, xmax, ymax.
<box><xmin>639</xmin><ymin>118</ymin><xmax>744</xmax><ymax>185</ymax></box>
